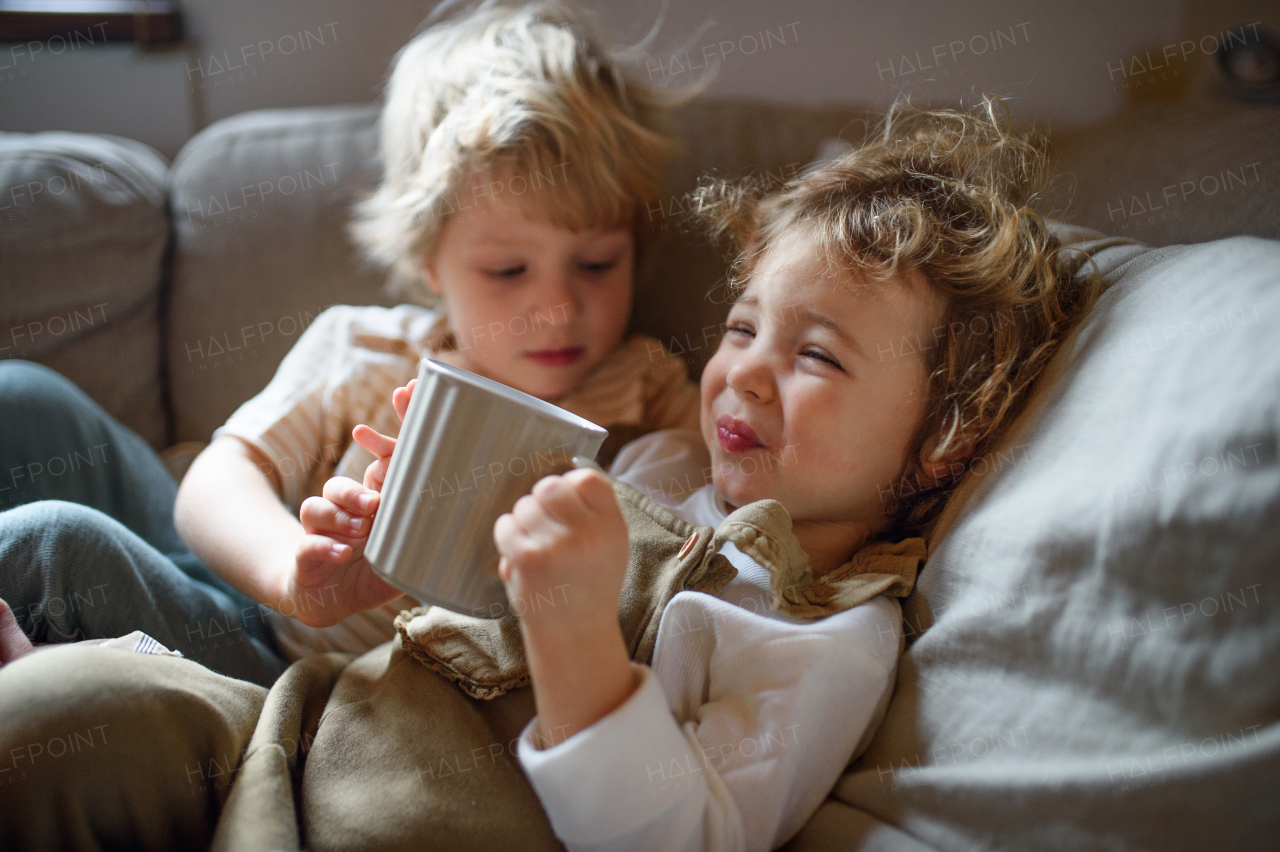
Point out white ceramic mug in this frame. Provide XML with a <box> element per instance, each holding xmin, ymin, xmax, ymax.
<box><xmin>364</xmin><ymin>358</ymin><xmax>608</xmax><ymax>618</ymax></box>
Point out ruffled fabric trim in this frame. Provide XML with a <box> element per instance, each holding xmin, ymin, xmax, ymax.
<box><xmin>712</xmin><ymin>500</ymin><xmax>924</xmax><ymax>619</ymax></box>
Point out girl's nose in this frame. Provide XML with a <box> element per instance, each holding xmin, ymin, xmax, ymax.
<box><xmin>725</xmin><ymin>347</ymin><xmax>775</xmax><ymax>403</ymax></box>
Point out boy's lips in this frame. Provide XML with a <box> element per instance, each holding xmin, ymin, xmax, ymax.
<box><xmin>716</xmin><ymin>415</ymin><xmax>766</xmax><ymax>453</ymax></box>
<box><xmin>524</xmin><ymin>346</ymin><xmax>584</xmax><ymax>368</ymax></box>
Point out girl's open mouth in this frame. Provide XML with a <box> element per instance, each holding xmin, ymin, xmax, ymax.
<box><xmin>525</xmin><ymin>347</ymin><xmax>584</xmax><ymax>368</ymax></box>
<box><xmin>716</xmin><ymin>415</ymin><xmax>766</xmax><ymax>453</ymax></box>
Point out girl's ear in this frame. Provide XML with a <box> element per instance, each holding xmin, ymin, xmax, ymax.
<box><xmin>917</xmin><ymin>433</ymin><xmax>977</xmax><ymax>489</ymax></box>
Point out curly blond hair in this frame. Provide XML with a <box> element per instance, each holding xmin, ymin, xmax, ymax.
<box><xmin>690</xmin><ymin>98</ymin><xmax>1102</xmax><ymax>536</ymax></box>
<box><xmin>351</xmin><ymin>1</ymin><xmax>677</xmax><ymax>300</ymax></box>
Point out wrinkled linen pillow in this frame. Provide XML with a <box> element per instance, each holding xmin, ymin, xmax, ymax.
<box><xmin>788</xmin><ymin>232</ymin><xmax>1280</xmax><ymax>851</ymax></box>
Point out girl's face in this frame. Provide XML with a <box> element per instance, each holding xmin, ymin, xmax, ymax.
<box><xmin>424</xmin><ymin>176</ymin><xmax>634</xmax><ymax>401</ymax></box>
<box><xmin>700</xmin><ymin>228</ymin><xmax>943</xmax><ymax>530</ymax></box>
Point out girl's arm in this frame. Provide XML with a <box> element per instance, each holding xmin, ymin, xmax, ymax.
<box><xmin>515</xmin><ymin>594</ymin><xmax>902</xmax><ymax>852</ymax></box>
<box><xmin>492</xmin><ymin>469</ymin><xmax>638</xmax><ymax>746</ymax></box>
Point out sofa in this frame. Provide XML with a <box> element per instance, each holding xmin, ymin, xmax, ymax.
<box><xmin>1</xmin><ymin>91</ymin><xmax>1277</xmax><ymax>850</ymax></box>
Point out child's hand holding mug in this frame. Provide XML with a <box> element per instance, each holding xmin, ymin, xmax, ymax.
<box><xmin>287</xmin><ymin>475</ymin><xmax>399</xmax><ymax>628</ymax></box>
<box><xmin>353</xmin><ymin>374</ymin><xmax>636</xmax><ymax>744</ymax></box>
<box><xmin>493</xmin><ymin>466</ymin><xmax>637</xmax><ymax>746</ymax></box>
<box><xmin>352</xmin><ymin>377</ymin><xmax>632</xmax><ymax>634</ymax></box>
<box><xmin>493</xmin><ymin>466</ymin><xmax>631</xmax><ymax>635</ymax></box>
<box><xmin>279</xmin><ymin>382</ymin><xmax>415</xmax><ymax>628</ymax></box>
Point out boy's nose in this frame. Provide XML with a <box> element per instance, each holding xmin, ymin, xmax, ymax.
<box><xmin>532</xmin><ymin>271</ymin><xmax>580</xmax><ymax>327</ymax></box>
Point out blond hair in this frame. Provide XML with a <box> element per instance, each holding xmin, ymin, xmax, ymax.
<box><xmin>352</xmin><ymin>2</ymin><xmax>675</xmax><ymax>300</ymax></box>
<box><xmin>692</xmin><ymin>98</ymin><xmax>1102</xmax><ymax>536</ymax></box>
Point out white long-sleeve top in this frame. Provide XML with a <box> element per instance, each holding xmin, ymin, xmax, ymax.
<box><xmin>516</xmin><ymin>430</ymin><xmax>903</xmax><ymax>852</ymax></box>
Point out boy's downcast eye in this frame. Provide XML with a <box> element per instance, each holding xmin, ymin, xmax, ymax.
<box><xmin>725</xmin><ymin>322</ymin><xmax>755</xmax><ymax>338</ymax></box>
<box><xmin>579</xmin><ymin>259</ymin><xmax>618</xmax><ymax>273</ymax></box>
<box><xmin>487</xmin><ymin>265</ymin><xmax>526</xmax><ymax>278</ymax></box>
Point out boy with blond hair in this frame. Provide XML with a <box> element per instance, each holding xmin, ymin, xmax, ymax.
<box><xmin>0</xmin><ymin>2</ymin><xmax>699</xmax><ymax>680</ymax></box>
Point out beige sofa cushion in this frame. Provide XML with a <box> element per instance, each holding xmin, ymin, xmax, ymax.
<box><xmin>166</xmin><ymin>104</ymin><xmax>393</xmax><ymax>444</ymax></box>
<box><xmin>0</xmin><ymin>132</ymin><xmax>169</xmax><ymax>448</ymax></box>
<box><xmin>1047</xmin><ymin>97</ymin><xmax>1280</xmax><ymax>247</ymax></box>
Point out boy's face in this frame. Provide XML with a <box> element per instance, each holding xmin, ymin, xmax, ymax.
<box><xmin>700</xmin><ymin>229</ymin><xmax>944</xmax><ymax>530</ymax></box>
<box><xmin>424</xmin><ymin>178</ymin><xmax>634</xmax><ymax>401</ymax></box>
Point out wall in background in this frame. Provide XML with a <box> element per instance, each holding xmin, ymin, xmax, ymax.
<box><xmin>0</xmin><ymin>0</ymin><xmax>1206</xmax><ymax>159</ymax></box>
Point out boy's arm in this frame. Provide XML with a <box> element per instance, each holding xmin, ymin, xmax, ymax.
<box><xmin>175</xmin><ymin>436</ymin><xmax>399</xmax><ymax>626</ymax></box>
<box><xmin>175</xmin><ymin>436</ymin><xmax>301</xmax><ymax>611</ymax></box>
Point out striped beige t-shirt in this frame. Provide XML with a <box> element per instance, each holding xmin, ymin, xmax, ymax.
<box><xmin>214</xmin><ymin>303</ymin><xmax>701</xmax><ymax>660</ymax></box>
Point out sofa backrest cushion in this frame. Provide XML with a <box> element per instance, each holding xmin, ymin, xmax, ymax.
<box><xmin>164</xmin><ymin>98</ymin><xmax>873</xmax><ymax>443</ymax></box>
<box><xmin>0</xmin><ymin>132</ymin><xmax>170</xmax><ymax>448</ymax></box>
<box><xmin>166</xmin><ymin>104</ymin><xmax>390</xmax><ymax>444</ymax></box>
<box><xmin>808</xmin><ymin>233</ymin><xmax>1280</xmax><ymax>851</ymax></box>
<box><xmin>1046</xmin><ymin>97</ymin><xmax>1280</xmax><ymax>248</ymax></box>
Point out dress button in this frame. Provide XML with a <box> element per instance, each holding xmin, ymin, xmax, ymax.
<box><xmin>677</xmin><ymin>532</ymin><xmax>698</xmax><ymax>560</ymax></box>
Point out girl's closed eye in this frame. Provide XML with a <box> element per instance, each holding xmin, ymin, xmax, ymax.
<box><xmin>802</xmin><ymin>346</ymin><xmax>843</xmax><ymax>370</ymax></box>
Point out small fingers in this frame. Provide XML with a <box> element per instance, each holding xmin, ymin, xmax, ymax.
<box><xmin>562</xmin><ymin>468</ymin><xmax>617</xmax><ymax>515</ymax></box>
<box><xmin>506</xmin><ymin>488</ymin><xmax>547</xmax><ymax>534</ymax></box>
<box><xmin>493</xmin><ymin>511</ymin><xmax>528</xmax><ymax>559</ymax></box>
<box><xmin>363</xmin><ymin>457</ymin><xmax>389</xmax><ymax>492</ymax></box>
<box><xmin>322</xmin><ymin>475</ymin><xmax>380</xmax><ymax>515</ymax></box>
<box><xmin>352</xmin><ymin>424</ymin><xmax>396</xmax><ymax>459</ymax></box>
<box><xmin>296</xmin><ymin>533</ymin><xmax>352</xmax><ymax>565</ymax></box>
<box><xmin>393</xmin><ymin>379</ymin><xmax>415</xmax><ymax>421</ymax></box>
<box><xmin>529</xmin><ymin>474</ymin><xmax>591</xmax><ymax>526</ymax></box>
<box><xmin>512</xmin><ymin>491</ymin><xmax>563</xmax><ymax>538</ymax></box>
<box><xmin>532</xmin><ymin>469</ymin><xmax>614</xmax><ymax>523</ymax></box>
<box><xmin>300</xmin><ymin>496</ymin><xmax>369</xmax><ymax>538</ymax></box>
